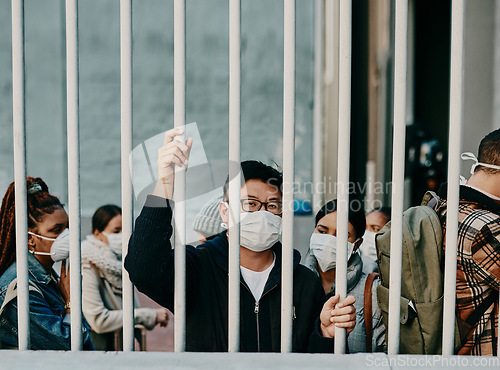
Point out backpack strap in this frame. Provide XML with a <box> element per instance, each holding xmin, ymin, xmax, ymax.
<box><xmin>0</xmin><ymin>278</ymin><xmax>44</xmax><ymax>317</ymax></box>
<box><xmin>87</xmin><ymin>262</ymin><xmax>105</xmax><ymax>298</ymax></box>
<box><xmin>87</xmin><ymin>262</ymin><xmax>121</xmax><ymax>310</ymax></box>
<box><xmin>364</xmin><ymin>272</ymin><xmax>379</xmax><ymax>353</ymax></box>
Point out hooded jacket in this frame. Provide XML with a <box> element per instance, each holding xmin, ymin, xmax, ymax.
<box><xmin>125</xmin><ymin>195</ymin><xmax>332</xmax><ymax>352</ymax></box>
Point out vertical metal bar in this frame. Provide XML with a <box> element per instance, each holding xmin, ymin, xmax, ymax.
<box><xmin>60</xmin><ymin>0</ymin><xmax>68</xmax><ymax>204</ymax></box>
<box><xmin>281</xmin><ymin>0</ymin><xmax>295</xmax><ymax>354</ymax></box>
<box><xmin>313</xmin><ymin>0</ymin><xmax>324</xmax><ymax>214</ymax></box>
<box><xmin>11</xmin><ymin>0</ymin><xmax>29</xmax><ymax>351</ymax></box>
<box><xmin>405</xmin><ymin>0</ymin><xmax>415</xmax><ymax>126</ymax></box>
<box><xmin>387</xmin><ymin>0</ymin><xmax>408</xmax><ymax>355</ymax></box>
<box><xmin>334</xmin><ymin>0</ymin><xmax>352</xmax><ymax>355</ymax></box>
<box><xmin>120</xmin><ymin>0</ymin><xmax>135</xmax><ymax>352</ymax></box>
<box><xmin>228</xmin><ymin>0</ymin><xmax>241</xmax><ymax>353</ymax></box>
<box><xmin>173</xmin><ymin>0</ymin><xmax>186</xmax><ymax>353</ymax></box>
<box><xmin>66</xmin><ymin>0</ymin><xmax>82</xmax><ymax>351</ymax></box>
<box><xmin>442</xmin><ymin>0</ymin><xmax>465</xmax><ymax>356</ymax></box>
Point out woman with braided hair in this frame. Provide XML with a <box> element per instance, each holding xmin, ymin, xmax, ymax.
<box><xmin>0</xmin><ymin>177</ymin><xmax>94</xmax><ymax>350</ymax></box>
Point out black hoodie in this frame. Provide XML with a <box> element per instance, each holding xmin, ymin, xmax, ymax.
<box><xmin>125</xmin><ymin>195</ymin><xmax>333</xmax><ymax>352</ymax></box>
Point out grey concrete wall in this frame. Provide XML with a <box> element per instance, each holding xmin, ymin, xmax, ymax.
<box><xmin>0</xmin><ymin>0</ymin><xmax>316</xmax><ymax>236</ymax></box>
<box><xmin>462</xmin><ymin>0</ymin><xmax>497</xmax><ymax>172</ymax></box>
<box><xmin>494</xmin><ymin>0</ymin><xmax>500</xmax><ymax>129</ymax></box>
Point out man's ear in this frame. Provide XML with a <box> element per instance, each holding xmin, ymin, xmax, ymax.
<box><xmin>353</xmin><ymin>238</ymin><xmax>363</xmax><ymax>253</ymax></box>
<box><xmin>219</xmin><ymin>202</ymin><xmax>229</xmax><ymax>224</ymax></box>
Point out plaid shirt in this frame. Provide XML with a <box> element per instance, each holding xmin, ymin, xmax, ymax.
<box><xmin>438</xmin><ymin>185</ymin><xmax>500</xmax><ymax>355</ymax></box>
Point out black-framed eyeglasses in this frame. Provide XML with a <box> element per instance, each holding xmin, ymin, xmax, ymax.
<box><xmin>240</xmin><ymin>199</ymin><xmax>282</xmax><ymax>215</ymax></box>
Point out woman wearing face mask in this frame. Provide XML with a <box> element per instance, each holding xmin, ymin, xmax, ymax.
<box><xmin>304</xmin><ymin>199</ymin><xmax>386</xmax><ymax>353</ymax></box>
<box><xmin>360</xmin><ymin>207</ymin><xmax>391</xmax><ymax>274</ymax></box>
<box><xmin>81</xmin><ymin>205</ymin><xmax>169</xmax><ymax>350</ymax></box>
<box><xmin>0</xmin><ymin>177</ymin><xmax>94</xmax><ymax>350</ymax></box>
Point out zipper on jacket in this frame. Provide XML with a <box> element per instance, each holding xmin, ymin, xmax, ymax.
<box><xmin>242</xmin><ymin>282</ymin><xmax>278</xmax><ymax>352</ymax></box>
<box><xmin>254</xmin><ymin>301</ymin><xmax>260</xmax><ymax>351</ymax></box>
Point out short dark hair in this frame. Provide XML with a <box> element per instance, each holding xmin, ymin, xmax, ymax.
<box><xmin>314</xmin><ymin>198</ymin><xmax>366</xmax><ymax>240</ymax></box>
<box><xmin>223</xmin><ymin>160</ymin><xmax>282</xmax><ymax>201</ymax></box>
<box><xmin>368</xmin><ymin>206</ymin><xmax>391</xmax><ymax>222</ymax></box>
<box><xmin>92</xmin><ymin>204</ymin><xmax>121</xmax><ymax>233</ymax></box>
<box><xmin>477</xmin><ymin>129</ymin><xmax>500</xmax><ymax>174</ymax></box>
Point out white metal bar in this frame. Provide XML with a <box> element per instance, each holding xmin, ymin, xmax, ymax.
<box><xmin>313</xmin><ymin>0</ymin><xmax>324</xmax><ymax>214</ymax></box>
<box><xmin>442</xmin><ymin>0</ymin><xmax>465</xmax><ymax>356</ymax></box>
<box><xmin>366</xmin><ymin>161</ymin><xmax>376</xmax><ymax>212</ymax></box>
<box><xmin>66</xmin><ymin>0</ymin><xmax>82</xmax><ymax>351</ymax></box>
<box><xmin>173</xmin><ymin>0</ymin><xmax>186</xmax><ymax>353</ymax></box>
<box><xmin>387</xmin><ymin>0</ymin><xmax>408</xmax><ymax>355</ymax></box>
<box><xmin>281</xmin><ymin>0</ymin><xmax>295</xmax><ymax>354</ymax></box>
<box><xmin>11</xmin><ymin>0</ymin><xmax>29</xmax><ymax>351</ymax></box>
<box><xmin>120</xmin><ymin>0</ymin><xmax>135</xmax><ymax>352</ymax></box>
<box><xmin>405</xmin><ymin>0</ymin><xmax>415</xmax><ymax>126</ymax></box>
<box><xmin>228</xmin><ymin>0</ymin><xmax>241</xmax><ymax>353</ymax></box>
<box><xmin>334</xmin><ymin>0</ymin><xmax>352</xmax><ymax>355</ymax></box>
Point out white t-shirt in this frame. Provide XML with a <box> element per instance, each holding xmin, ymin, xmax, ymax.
<box><xmin>240</xmin><ymin>254</ymin><xmax>276</xmax><ymax>302</ymax></box>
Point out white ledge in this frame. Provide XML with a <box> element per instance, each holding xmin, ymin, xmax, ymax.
<box><xmin>2</xmin><ymin>351</ymin><xmax>500</xmax><ymax>370</ymax></box>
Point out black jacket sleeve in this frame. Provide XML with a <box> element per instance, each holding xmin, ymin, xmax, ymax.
<box><xmin>305</xmin><ymin>275</ymin><xmax>335</xmax><ymax>353</ymax></box>
<box><xmin>124</xmin><ymin>195</ymin><xmax>201</xmax><ymax>311</ymax></box>
<box><xmin>307</xmin><ymin>318</ymin><xmax>335</xmax><ymax>353</ymax></box>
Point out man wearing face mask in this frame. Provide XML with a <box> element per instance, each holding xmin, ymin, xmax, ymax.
<box><xmin>125</xmin><ymin>128</ymin><xmax>357</xmax><ymax>352</ymax></box>
<box><xmin>436</xmin><ymin>129</ymin><xmax>500</xmax><ymax>356</ymax></box>
<box><xmin>304</xmin><ymin>199</ymin><xmax>386</xmax><ymax>353</ymax></box>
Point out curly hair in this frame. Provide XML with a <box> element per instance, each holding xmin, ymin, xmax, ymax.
<box><xmin>0</xmin><ymin>177</ymin><xmax>63</xmax><ymax>276</ymax></box>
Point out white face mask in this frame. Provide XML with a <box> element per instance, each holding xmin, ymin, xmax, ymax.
<box><xmin>462</xmin><ymin>152</ymin><xmax>500</xmax><ymax>174</ymax></box>
<box><xmin>28</xmin><ymin>228</ymin><xmax>70</xmax><ymax>262</ymax></box>
<box><xmin>360</xmin><ymin>230</ymin><xmax>377</xmax><ymax>261</ymax></box>
<box><xmin>309</xmin><ymin>233</ymin><xmax>355</xmax><ymax>272</ymax></box>
<box><xmin>103</xmin><ymin>231</ymin><xmax>123</xmax><ymax>257</ymax></box>
<box><xmin>238</xmin><ymin>210</ymin><xmax>282</xmax><ymax>253</ymax></box>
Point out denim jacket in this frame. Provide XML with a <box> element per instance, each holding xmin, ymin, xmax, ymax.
<box><xmin>0</xmin><ymin>253</ymin><xmax>94</xmax><ymax>350</ymax></box>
